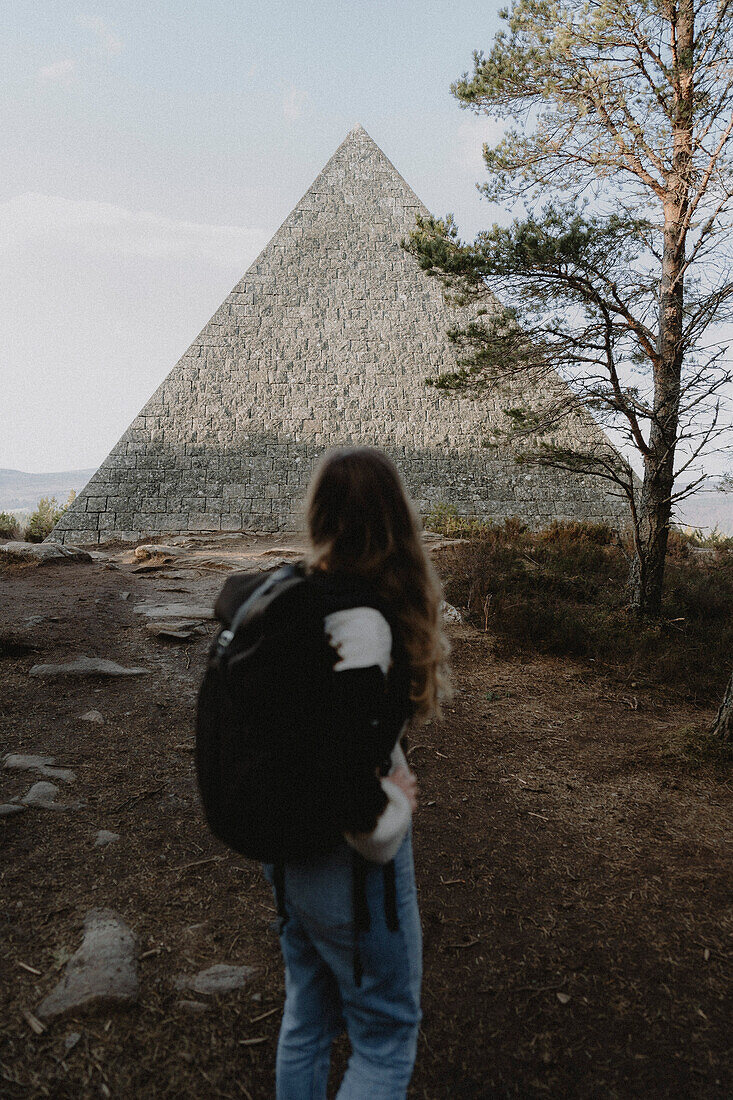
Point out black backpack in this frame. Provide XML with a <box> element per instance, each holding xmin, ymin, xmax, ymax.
<box><xmin>195</xmin><ymin>563</ymin><xmax>408</xmax><ymax>863</ymax></box>
<box><xmin>195</xmin><ymin>563</ymin><xmax>412</xmax><ymax>984</ymax></box>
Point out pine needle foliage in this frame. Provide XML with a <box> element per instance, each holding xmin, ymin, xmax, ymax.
<box><xmin>406</xmin><ymin>0</ymin><xmax>733</xmax><ymax>615</ymax></box>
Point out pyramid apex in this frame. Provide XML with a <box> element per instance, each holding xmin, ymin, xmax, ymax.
<box><xmin>345</xmin><ymin>123</ymin><xmax>372</xmax><ymax>140</ymax></box>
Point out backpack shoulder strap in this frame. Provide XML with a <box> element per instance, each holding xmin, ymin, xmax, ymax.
<box><xmin>216</xmin><ymin>564</ymin><xmax>304</xmax><ymax>654</ymax></box>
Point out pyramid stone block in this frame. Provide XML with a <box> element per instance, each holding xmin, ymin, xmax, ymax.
<box><xmin>52</xmin><ymin>125</ymin><xmax>627</xmax><ymax>544</ymax></box>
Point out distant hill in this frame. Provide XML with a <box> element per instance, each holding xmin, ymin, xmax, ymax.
<box><xmin>0</xmin><ymin>468</ymin><xmax>97</xmax><ymax>513</ymax></box>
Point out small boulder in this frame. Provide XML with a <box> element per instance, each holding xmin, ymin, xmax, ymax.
<box><xmin>36</xmin><ymin>909</ymin><xmax>138</xmax><ymax>1019</ymax></box>
<box><xmin>29</xmin><ymin>657</ymin><xmax>149</xmax><ymax>678</ymax></box>
<box><xmin>0</xmin><ymin>542</ymin><xmax>92</xmax><ymax>564</ymax></box>
<box><xmin>174</xmin><ymin>963</ymin><xmax>257</xmax><ymax>996</ymax></box>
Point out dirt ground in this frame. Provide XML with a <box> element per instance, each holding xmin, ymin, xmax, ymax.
<box><xmin>1</xmin><ymin>537</ymin><xmax>731</xmax><ymax>1099</ymax></box>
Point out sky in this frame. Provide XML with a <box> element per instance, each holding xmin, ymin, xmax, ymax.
<box><xmin>2</xmin><ymin>0</ymin><xmax>508</xmax><ymax>473</ymax></box>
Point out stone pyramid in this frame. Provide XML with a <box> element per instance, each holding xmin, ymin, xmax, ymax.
<box><xmin>53</xmin><ymin>125</ymin><xmax>626</xmax><ymax>544</ymax></box>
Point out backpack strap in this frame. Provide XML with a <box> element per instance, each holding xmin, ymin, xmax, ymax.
<box><xmin>215</xmin><ymin>564</ymin><xmax>303</xmax><ymax>656</ymax></box>
<box><xmin>383</xmin><ymin>859</ymin><xmax>399</xmax><ymax>932</ymax></box>
<box><xmin>352</xmin><ymin>850</ymin><xmax>370</xmax><ymax>987</ymax></box>
<box><xmin>350</xmin><ymin>852</ymin><xmax>401</xmax><ymax>987</ymax></box>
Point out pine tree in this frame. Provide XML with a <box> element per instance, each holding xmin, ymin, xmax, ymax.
<box><xmin>406</xmin><ymin>0</ymin><xmax>733</xmax><ymax>614</ymax></box>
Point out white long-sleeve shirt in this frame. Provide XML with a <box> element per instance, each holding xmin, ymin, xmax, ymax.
<box><xmin>324</xmin><ymin>606</ymin><xmax>412</xmax><ymax>864</ymax></box>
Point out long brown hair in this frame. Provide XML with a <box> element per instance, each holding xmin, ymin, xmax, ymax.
<box><xmin>305</xmin><ymin>447</ymin><xmax>449</xmax><ymax>721</ymax></box>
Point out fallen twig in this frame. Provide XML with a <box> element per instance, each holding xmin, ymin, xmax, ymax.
<box><xmin>22</xmin><ymin>1010</ymin><xmax>45</xmax><ymax>1035</ymax></box>
<box><xmin>17</xmin><ymin>962</ymin><xmax>41</xmax><ymax>976</ymax></box>
<box><xmin>175</xmin><ymin>855</ymin><xmax>227</xmax><ymax>873</ymax></box>
<box><xmin>250</xmin><ymin>1007</ymin><xmax>279</xmax><ymax>1024</ymax></box>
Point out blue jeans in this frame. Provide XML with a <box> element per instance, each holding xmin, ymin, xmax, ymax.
<box><xmin>263</xmin><ymin>830</ymin><xmax>422</xmax><ymax>1099</ymax></box>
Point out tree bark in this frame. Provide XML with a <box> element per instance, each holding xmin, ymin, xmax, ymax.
<box><xmin>711</xmin><ymin>669</ymin><xmax>733</xmax><ymax>742</ymax></box>
<box><xmin>628</xmin><ymin>0</ymin><xmax>694</xmax><ymax>615</ymax></box>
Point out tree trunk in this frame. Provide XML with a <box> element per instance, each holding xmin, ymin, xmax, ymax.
<box><xmin>628</xmin><ymin>0</ymin><xmax>694</xmax><ymax>616</ymax></box>
<box><xmin>628</xmin><ymin>463</ymin><xmax>675</xmax><ymax>615</ymax></box>
<box><xmin>711</xmin><ymin>669</ymin><xmax>733</xmax><ymax>742</ymax></box>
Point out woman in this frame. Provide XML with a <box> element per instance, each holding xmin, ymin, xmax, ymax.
<box><xmin>263</xmin><ymin>446</ymin><xmax>449</xmax><ymax>1100</ymax></box>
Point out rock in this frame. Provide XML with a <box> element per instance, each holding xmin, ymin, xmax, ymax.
<box><xmin>174</xmin><ymin>963</ymin><xmax>257</xmax><ymax>996</ymax></box>
<box><xmin>4</xmin><ymin>754</ymin><xmax>76</xmax><ymax>783</ymax></box>
<box><xmin>29</xmin><ymin>657</ymin><xmax>149</xmax><ymax>678</ymax></box>
<box><xmin>80</xmin><ymin>710</ymin><xmax>104</xmax><ymax>725</ymax></box>
<box><xmin>0</xmin><ymin>542</ymin><xmax>92</xmax><ymax>564</ymax></box>
<box><xmin>0</xmin><ymin>803</ymin><xmax>27</xmax><ymax>817</ymax></box>
<box><xmin>94</xmin><ymin>830</ymin><xmax>120</xmax><ymax>848</ymax></box>
<box><xmin>145</xmin><ymin>620</ymin><xmax>208</xmax><ymax>641</ymax></box>
<box><xmin>178</xmin><ymin>1000</ymin><xmax>209</xmax><ymax>1013</ymax></box>
<box><xmin>133</xmin><ymin>603</ymin><xmax>214</xmax><ymax>621</ymax></box>
<box><xmin>134</xmin><ymin>544</ymin><xmax>185</xmax><ymax>560</ymax></box>
<box><xmin>63</xmin><ymin>1032</ymin><xmax>82</xmax><ymax>1052</ymax></box>
<box><xmin>441</xmin><ymin>601</ymin><xmax>463</xmax><ymax>623</ymax></box>
<box><xmin>4</xmin><ymin>753</ymin><xmax>53</xmax><ymax>770</ymax></box>
<box><xmin>119</xmin><ymin>591</ymin><xmax>131</xmax><ymax>601</ymax></box>
<box><xmin>22</xmin><ymin>781</ymin><xmax>60</xmax><ymax>807</ymax></box>
<box><xmin>36</xmin><ymin>909</ymin><xmax>138</xmax><ymax>1020</ymax></box>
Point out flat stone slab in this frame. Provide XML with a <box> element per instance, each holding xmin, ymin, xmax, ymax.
<box><xmin>37</xmin><ymin>909</ymin><xmax>138</xmax><ymax>1019</ymax></box>
<box><xmin>4</xmin><ymin>754</ymin><xmax>76</xmax><ymax>783</ymax></box>
<box><xmin>0</xmin><ymin>542</ymin><xmax>92</xmax><ymax>564</ymax></box>
<box><xmin>21</xmin><ymin>781</ymin><xmax>60</xmax><ymax>807</ymax></box>
<box><xmin>29</xmin><ymin>657</ymin><xmax>149</xmax><ymax>678</ymax></box>
<box><xmin>4</xmin><ymin>753</ymin><xmax>53</xmax><ymax>770</ymax></box>
<box><xmin>0</xmin><ymin>803</ymin><xmax>27</xmax><ymax>817</ymax></box>
<box><xmin>145</xmin><ymin>620</ymin><xmax>208</xmax><ymax>640</ymax></box>
<box><xmin>174</xmin><ymin>963</ymin><xmax>257</xmax><ymax>996</ymax></box>
<box><xmin>133</xmin><ymin>603</ymin><xmax>214</xmax><ymax>621</ymax></box>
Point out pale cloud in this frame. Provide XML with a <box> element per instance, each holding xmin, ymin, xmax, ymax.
<box><xmin>37</xmin><ymin>58</ymin><xmax>76</xmax><ymax>84</ymax></box>
<box><xmin>0</xmin><ymin>193</ymin><xmax>269</xmax><ymax>267</ymax></box>
<box><xmin>77</xmin><ymin>15</ymin><xmax>123</xmax><ymax>57</ymax></box>
<box><xmin>283</xmin><ymin>86</ymin><xmax>307</xmax><ymax>122</ymax></box>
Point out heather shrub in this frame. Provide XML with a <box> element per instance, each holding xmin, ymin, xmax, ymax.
<box><xmin>439</xmin><ymin>521</ymin><xmax>733</xmax><ymax>704</ymax></box>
